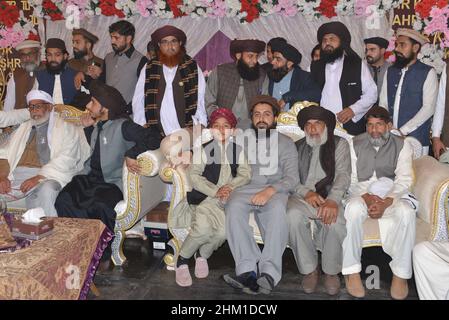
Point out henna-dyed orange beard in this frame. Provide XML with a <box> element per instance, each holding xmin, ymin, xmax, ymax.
<box><xmin>158</xmin><ymin>47</ymin><xmax>186</xmax><ymax>67</ymax></box>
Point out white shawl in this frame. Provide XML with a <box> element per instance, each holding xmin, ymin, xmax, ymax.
<box><xmin>0</xmin><ymin>112</ymin><xmax>91</xmax><ymax>187</ymax></box>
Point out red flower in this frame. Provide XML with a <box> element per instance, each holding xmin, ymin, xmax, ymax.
<box><xmin>415</xmin><ymin>0</ymin><xmax>438</xmax><ymax>18</ymax></box>
<box><xmin>42</xmin><ymin>0</ymin><xmax>64</xmax><ymax>20</ymax></box>
<box><xmin>27</xmin><ymin>33</ymin><xmax>41</xmax><ymax>41</ymax></box>
<box><xmin>241</xmin><ymin>0</ymin><xmax>260</xmax><ymax>23</ymax></box>
<box><xmin>436</xmin><ymin>0</ymin><xmax>448</xmax><ymax>8</ymax></box>
<box><xmin>317</xmin><ymin>0</ymin><xmax>338</xmax><ymax>18</ymax></box>
<box><xmin>167</xmin><ymin>0</ymin><xmax>184</xmax><ymax>17</ymax></box>
<box><xmin>0</xmin><ymin>3</ymin><xmax>20</xmax><ymax>28</ymax></box>
<box><xmin>99</xmin><ymin>0</ymin><xmax>125</xmax><ymax>18</ymax></box>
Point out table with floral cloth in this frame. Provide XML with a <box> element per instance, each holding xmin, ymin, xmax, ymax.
<box><xmin>0</xmin><ymin>217</ymin><xmax>112</xmax><ymax>300</ymax></box>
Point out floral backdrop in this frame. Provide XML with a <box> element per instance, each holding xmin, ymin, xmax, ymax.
<box><xmin>0</xmin><ymin>0</ymin><xmax>448</xmax><ymax>72</ymax></box>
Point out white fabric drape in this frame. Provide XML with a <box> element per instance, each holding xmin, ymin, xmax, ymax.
<box><xmin>45</xmin><ymin>14</ymin><xmax>392</xmax><ymax>70</ymax></box>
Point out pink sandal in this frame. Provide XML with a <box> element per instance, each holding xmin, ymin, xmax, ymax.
<box><xmin>175</xmin><ymin>264</ymin><xmax>192</xmax><ymax>287</ymax></box>
<box><xmin>194</xmin><ymin>257</ymin><xmax>209</xmax><ymax>279</ymax></box>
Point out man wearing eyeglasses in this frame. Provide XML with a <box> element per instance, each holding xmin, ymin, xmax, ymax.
<box><xmin>0</xmin><ymin>90</ymin><xmax>90</xmax><ymax>217</ymax></box>
<box><xmin>3</xmin><ymin>39</ymin><xmax>42</xmax><ymax>112</ymax></box>
<box><xmin>132</xmin><ymin>25</ymin><xmax>207</xmax><ymax>138</ymax></box>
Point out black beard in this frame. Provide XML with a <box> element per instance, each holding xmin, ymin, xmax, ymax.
<box><xmin>393</xmin><ymin>51</ymin><xmax>414</xmax><ymax>69</ymax></box>
<box><xmin>237</xmin><ymin>59</ymin><xmax>260</xmax><ymax>81</ymax></box>
<box><xmin>112</xmin><ymin>44</ymin><xmax>127</xmax><ymax>54</ymax></box>
<box><xmin>366</xmin><ymin>55</ymin><xmax>382</xmax><ymax>65</ymax></box>
<box><xmin>252</xmin><ymin>122</ymin><xmax>277</xmax><ymax>138</ymax></box>
<box><xmin>321</xmin><ymin>45</ymin><xmax>344</xmax><ymax>64</ymax></box>
<box><xmin>267</xmin><ymin>65</ymin><xmax>289</xmax><ymax>83</ymax></box>
<box><xmin>73</xmin><ymin>49</ymin><xmax>87</xmax><ymax>60</ymax></box>
<box><xmin>46</xmin><ymin>59</ymin><xmax>67</xmax><ymax>75</ymax></box>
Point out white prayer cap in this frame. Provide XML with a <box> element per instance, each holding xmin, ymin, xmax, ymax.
<box><xmin>15</xmin><ymin>40</ymin><xmax>41</xmax><ymax>51</ymax></box>
<box><xmin>26</xmin><ymin>90</ymin><xmax>54</xmax><ymax>105</ymax></box>
<box><xmin>368</xmin><ymin>177</ymin><xmax>394</xmax><ymax>199</ymax></box>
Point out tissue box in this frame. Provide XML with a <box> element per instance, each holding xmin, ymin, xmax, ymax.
<box><xmin>11</xmin><ymin>218</ymin><xmax>54</xmax><ymax>240</ymax></box>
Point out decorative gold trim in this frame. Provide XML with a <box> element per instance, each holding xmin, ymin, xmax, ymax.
<box><xmin>431</xmin><ymin>180</ymin><xmax>449</xmax><ymax>240</ymax></box>
<box><xmin>137</xmin><ymin>157</ymin><xmax>153</xmax><ymax>177</ymax></box>
<box><xmin>54</xmin><ymin>104</ymin><xmax>88</xmax><ymax>124</ymax></box>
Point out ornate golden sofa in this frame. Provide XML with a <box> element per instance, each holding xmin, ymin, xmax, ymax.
<box><xmin>161</xmin><ymin>102</ymin><xmax>449</xmax><ymax>269</ymax></box>
<box><xmin>6</xmin><ymin>105</ymin><xmax>169</xmax><ymax>266</ymax></box>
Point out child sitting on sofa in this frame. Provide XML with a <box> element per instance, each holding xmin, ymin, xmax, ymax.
<box><xmin>170</xmin><ymin>108</ymin><xmax>251</xmax><ymax>287</ymax></box>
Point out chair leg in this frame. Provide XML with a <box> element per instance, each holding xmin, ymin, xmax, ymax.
<box><xmin>111</xmin><ymin>230</ymin><xmax>126</xmax><ymax>266</ymax></box>
<box><xmin>90</xmin><ymin>283</ymin><xmax>100</xmax><ymax>297</ymax></box>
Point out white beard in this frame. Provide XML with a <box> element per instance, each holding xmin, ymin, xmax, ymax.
<box><xmin>305</xmin><ymin>126</ymin><xmax>328</xmax><ymax>147</ymax></box>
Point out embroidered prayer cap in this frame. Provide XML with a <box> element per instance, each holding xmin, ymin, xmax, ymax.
<box><xmin>250</xmin><ymin>95</ymin><xmax>280</xmax><ymax>116</ymax></box>
<box><xmin>209</xmin><ymin>108</ymin><xmax>238</xmax><ymax>128</ymax></box>
<box><xmin>271</xmin><ymin>42</ymin><xmax>302</xmax><ymax>65</ymax></box>
<box><xmin>72</xmin><ymin>28</ymin><xmax>99</xmax><ymax>44</ymax></box>
<box><xmin>364</xmin><ymin>105</ymin><xmax>392</xmax><ymax>123</ymax></box>
<box><xmin>16</xmin><ymin>40</ymin><xmax>41</xmax><ymax>51</ymax></box>
<box><xmin>230</xmin><ymin>39</ymin><xmax>266</xmax><ymax>59</ymax></box>
<box><xmin>89</xmin><ymin>80</ymin><xmax>128</xmax><ymax>120</ymax></box>
<box><xmin>395</xmin><ymin>28</ymin><xmax>429</xmax><ymax>45</ymax></box>
<box><xmin>151</xmin><ymin>25</ymin><xmax>187</xmax><ymax>47</ymax></box>
<box><xmin>297</xmin><ymin>105</ymin><xmax>336</xmax><ymax>132</ymax></box>
<box><xmin>364</xmin><ymin>37</ymin><xmax>389</xmax><ymax>49</ymax></box>
<box><xmin>26</xmin><ymin>90</ymin><xmax>54</xmax><ymax>105</ymax></box>
<box><xmin>45</xmin><ymin>38</ymin><xmax>68</xmax><ymax>54</ymax></box>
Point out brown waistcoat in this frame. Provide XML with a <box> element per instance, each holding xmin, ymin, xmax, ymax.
<box><xmin>13</xmin><ymin>68</ymin><xmax>36</xmax><ymax>109</ymax></box>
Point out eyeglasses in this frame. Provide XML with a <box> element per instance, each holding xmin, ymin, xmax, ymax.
<box><xmin>28</xmin><ymin>103</ymin><xmax>50</xmax><ymax>111</ymax></box>
<box><xmin>159</xmin><ymin>39</ymin><xmax>180</xmax><ymax>47</ymax></box>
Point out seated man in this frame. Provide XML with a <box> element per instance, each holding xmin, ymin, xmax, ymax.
<box><xmin>55</xmin><ymin>81</ymin><xmax>161</xmax><ymax>264</ymax></box>
<box><xmin>343</xmin><ymin>106</ymin><xmax>416</xmax><ymax>300</ymax></box>
<box><xmin>224</xmin><ymin>95</ymin><xmax>299</xmax><ymax>295</ymax></box>
<box><xmin>0</xmin><ymin>90</ymin><xmax>90</xmax><ymax>216</ymax></box>
<box><xmin>287</xmin><ymin>106</ymin><xmax>350</xmax><ymax>296</ymax></box>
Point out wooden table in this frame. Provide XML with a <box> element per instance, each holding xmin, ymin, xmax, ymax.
<box><xmin>0</xmin><ymin>217</ymin><xmax>112</xmax><ymax>300</ymax></box>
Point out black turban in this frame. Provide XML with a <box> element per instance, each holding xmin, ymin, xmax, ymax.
<box><xmin>297</xmin><ymin>105</ymin><xmax>336</xmax><ymax>132</ymax></box>
<box><xmin>271</xmin><ymin>42</ymin><xmax>302</xmax><ymax>65</ymax></box>
<box><xmin>364</xmin><ymin>37</ymin><xmax>389</xmax><ymax>49</ymax></box>
<box><xmin>230</xmin><ymin>39</ymin><xmax>266</xmax><ymax>59</ymax></box>
<box><xmin>89</xmin><ymin>81</ymin><xmax>128</xmax><ymax>120</ymax></box>
<box><xmin>317</xmin><ymin>21</ymin><xmax>358</xmax><ymax>58</ymax></box>
<box><xmin>297</xmin><ymin>105</ymin><xmax>338</xmax><ymax>199</ymax></box>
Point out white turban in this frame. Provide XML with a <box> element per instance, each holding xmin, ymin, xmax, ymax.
<box><xmin>15</xmin><ymin>40</ymin><xmax>41</xmax><ymax>51</ymax></box>
<box><xmin>26</xmin><ymin>90</ymin><xmax>54</xmax><ymax>105</ymax></box>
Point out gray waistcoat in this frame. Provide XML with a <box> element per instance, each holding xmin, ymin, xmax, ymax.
<box><xmin>352</xmin><ymin>132</ymin><xmax>404</xmax><ymax>182</ymax></box>
<box><xmin>84</xmin><ymin>119</ymin><xmax>134</xmax><ymax>191</ymax></box>
<box><xmin>104</xmin><ymin>49</ymin><xmax>143</xmax><ymax>104</ymax></box>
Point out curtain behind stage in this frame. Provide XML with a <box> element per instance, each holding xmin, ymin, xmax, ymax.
<box><xmin>45</xmin><ymin>14</ymin><xmax>392</xmax><ymax>72</ymax></box>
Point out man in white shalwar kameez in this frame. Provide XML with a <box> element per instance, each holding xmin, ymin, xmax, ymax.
<box><xmin>413</xmin><ymin>241</ymin><xmax>449</xmax><ymax>300</ymax></box>
<box><xmin>0</xmin><ymin>90</ymin><xmax>90</xmax><ymax>216</ymax></box>
<box><xmin>342</xmin><ymin>106</ymin><xmax>417</xmax><ymax>300</ymax></box>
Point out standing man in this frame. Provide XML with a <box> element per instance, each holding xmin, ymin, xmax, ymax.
<box><xmin>287</xmin><ymin>106</ymin><xmax>350</xmax><ymax>296</ymax></box>
<box><xmin>261</xmin><ymin>37</ymin><xmax>287</xmax><ymax>72</ymax></box>
<box><xmin>311</xmin><ymin>22</ymin><xmax>377</xmax><ymax>136</ymax></box>
<box><xmin>364</xmin><ymin>37</ymin><xmax>390</xmax><ymax>99</ymax></box>
<box><xmin>224</xmin><ymin>95</ymin><xmax>299</xmax><ymax>295</ymax></box>
<box><xmin>205</xmin><ymin>39</ymin><xmax>268</xmax><ymax>129</ymax></box>
<box><xmin>36</xmin><ymin>38</ymin><xmax>79</xmax><ymax>105</ymax></box>
<box><xmin>132</xmin><ymin>25</ymin><xmax>207</xmax><ymax>137</ymax></box>
<box><xmin>343</xmin><ymin>106</ymin><xmax>416</xmax><ymax>300</ymax></box>
<box><xmin>379</xmin><ymin>28</ymin><xmax>438</xmax><ymax>155</ymax></box>
<box><xmin>431</xmin><ymin>63</ymin><xmax>448</xmax><ymax>159</ymax></box>
<box><xmin>77</xmin><ymin>20</ymin><xmax>145</xmax><ymax>110</ymax></box>
<box><xmin>4</xmin><ymin>39</ymin><xmax>41</xmax><ymax>111</ymax></box>
<box><xmin>267</xmin><ymin>41</ymin><xmax>321</xmax><ymax>110</ymax></box>
<box><xmin>69</xmin><ymin>28</ymin><xmax>103</xmax><ymax>74</ymax></box>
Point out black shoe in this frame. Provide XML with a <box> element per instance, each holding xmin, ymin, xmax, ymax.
<box><xmin>257</xmin><ymin>273</ymin><xmax>275</xmax><ymax>295</ymax></box>
<box><xmin>223</xmin><ymin>271</ymin><xmax>259</xmax><ymax>295</ymax></box>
